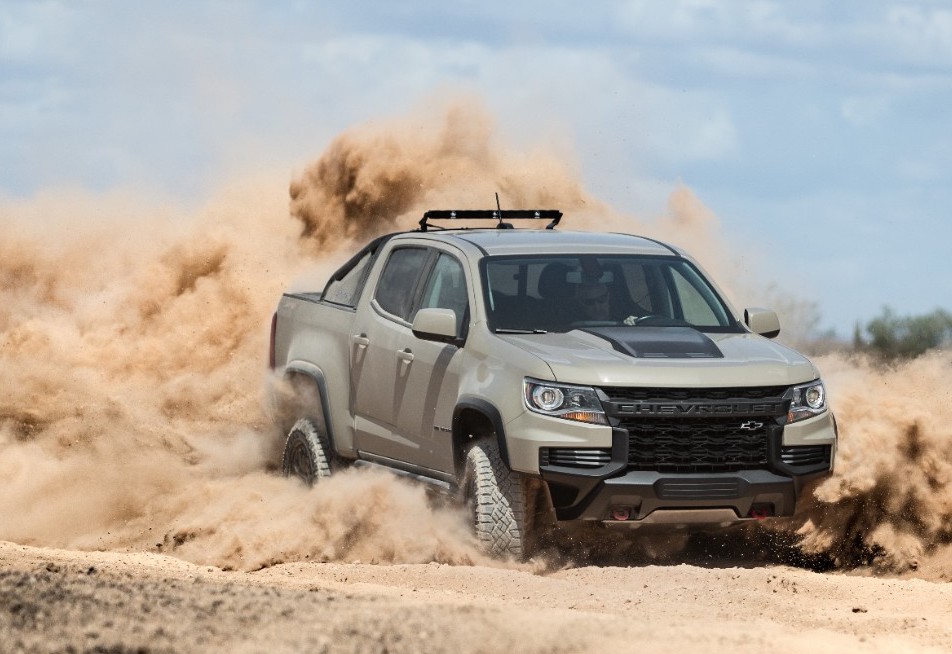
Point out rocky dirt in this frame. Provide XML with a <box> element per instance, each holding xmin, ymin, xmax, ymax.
<box><xmin>2</xmin><ymin>539</ymin><xmax>951</xmax><ymax>653</ymax></box>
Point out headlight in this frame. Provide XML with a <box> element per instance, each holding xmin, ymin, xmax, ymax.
<box><xmin>787</xmin><ymin>380</ymin><xmax>827</xmax><ymax>423</ymax></box>
<box><xmin>524</xmin><ymin>379</ymin><xmax>608</xmax><ymax>425</ymax></box>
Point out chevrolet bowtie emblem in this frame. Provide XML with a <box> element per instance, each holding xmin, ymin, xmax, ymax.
<box><xmin>739</xmin><ymin>421</ymin><xmax>764</xmax><ymax>431</ymax></box>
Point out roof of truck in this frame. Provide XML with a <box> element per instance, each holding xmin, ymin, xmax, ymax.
<box><xmin>395</xmin><ymin>228</ymin><xmax>683</xmax><ymax>258</ymax></box>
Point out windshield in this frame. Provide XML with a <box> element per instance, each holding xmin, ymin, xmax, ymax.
<box><xmin>481</xmin><ymin>254</ymin><xmax>740</xmax><ymax>333</ymax></box>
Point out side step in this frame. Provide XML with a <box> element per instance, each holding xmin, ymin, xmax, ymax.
<box><xmin>352</xmin><ymin>456</ymin><xmax>455</xmax><ymax>495</ymax></box>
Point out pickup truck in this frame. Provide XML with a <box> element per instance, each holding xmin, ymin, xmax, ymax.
<box><xmin>269</xmin><ymin>209</ymin><xmax>837</xmax><ymax>558</ymax></box>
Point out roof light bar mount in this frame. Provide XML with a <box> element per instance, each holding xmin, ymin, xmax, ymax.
<box><xmin>418</xmin><ymin>209</ymin><xmax>563</xmax><ymax>232</ymax></box>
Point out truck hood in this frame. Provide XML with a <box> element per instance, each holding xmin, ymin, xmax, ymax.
<box><xmin>496</xmin><ymin>327</ymin><xmax>819</xmax><ymax>387</ymax></box>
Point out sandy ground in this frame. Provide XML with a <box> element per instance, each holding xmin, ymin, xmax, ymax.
<box><xmin>2</xmin><ymin>539</ymin><xmax>951</xmax><ymax>654</ymax></box>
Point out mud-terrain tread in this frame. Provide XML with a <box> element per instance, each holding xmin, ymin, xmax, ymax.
<box><xmin>466</xmin><ymin>440</ymin><xmax>530</xmax><ymax>558</ymax></box>
<box><xmin>282</xmin><ymin>418</ymin><xmax>333</xmax><ymax>486</ymax></box>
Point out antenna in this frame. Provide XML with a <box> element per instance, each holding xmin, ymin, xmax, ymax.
<box><xmin>493</xmin><ymin>193</ymin><xmax>514</xmax><ymax>229</ymax></box>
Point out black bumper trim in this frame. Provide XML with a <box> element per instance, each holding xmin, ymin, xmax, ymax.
<box><xmin>539</xmin><ymin>427</ymin><xmax>831</xmax><ymax>521</ymax></box>
<box><xmin>543</xmin><ymin>467</ymin><xmax>830</xmax><ymax>521</ymax></box>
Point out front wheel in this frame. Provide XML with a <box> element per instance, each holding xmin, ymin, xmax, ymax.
<box><xmin>464</xmin><ymin>439</ymin><xmax>533</xmax><ymax>559</ymax></box>
<box><xmin>282</xmin><ymin>418</ymin><xmax>334</xmax><ymax>486</ymax></box>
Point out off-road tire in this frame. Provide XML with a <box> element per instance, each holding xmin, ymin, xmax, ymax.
<box><xmin>282</xmin><ymin>418</ymin><xmax>334</xmax><ymax>486</ymax></box>
<box><xmin>465</xmin><ymin>439</ymin><xmax>532</xmax><ymax>559</ymax></box>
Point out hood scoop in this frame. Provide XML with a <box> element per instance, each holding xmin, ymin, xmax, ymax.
<box><xmin>580</xmin><ymin>326</ymin><xmax>724</xmax><ymax>359</ymax></box>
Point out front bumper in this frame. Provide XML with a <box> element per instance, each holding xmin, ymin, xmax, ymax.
<box><xmin>539</xmin><ymin>419</ymin><xmax>835</xmax><ymax>522</ymax></box>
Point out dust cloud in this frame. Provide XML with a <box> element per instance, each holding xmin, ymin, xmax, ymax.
<box><xmin>0</xmin><ymin>174</ymin><xmax>485</xmax><ymax>570</ymax></box>
<box><xmin>1</xmin><ymin>102</ymin><xmax>950</xmax><ymax>577</ymax></box>
<box><xmin>287</xmin><ymin>102</ymin><xmax>609</xmax><ymax>252</ymax></box>
<box><xmin>785</xmin><ymin>351</ymin><xmax>952</xmax><ymax>577</ymax></box>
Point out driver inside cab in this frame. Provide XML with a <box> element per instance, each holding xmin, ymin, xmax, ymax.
<box><xmin>572</xmin><ymin>262</ymin><xmax>648</xmax><ymax>326</ymax></box>
<box><xmin>575</xmin><ymin>282</ymin><xmax>612</xmax><ymax>321</ymax></box>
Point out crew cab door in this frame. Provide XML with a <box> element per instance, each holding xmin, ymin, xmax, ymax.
<box><xmin>392</xmin><ymin>252</ymin><xmax>467</xmax><ymax>473</ymax></box>
<box><xmin>351</xmin><ymin>245</ymin><xmax>465</xmax><ymax>473</ymax></box>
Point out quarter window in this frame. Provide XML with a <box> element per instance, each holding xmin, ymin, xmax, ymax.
<box><xmin>322</xmin><ymin>249</ymin><xmax>375</xmax><ymax>307</ymax></box>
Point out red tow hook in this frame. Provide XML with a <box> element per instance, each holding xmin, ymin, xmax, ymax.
<box><xmin>611</xmin><ymin>507</ymin><xmax>632</xmax><ymax>521</ymax></box>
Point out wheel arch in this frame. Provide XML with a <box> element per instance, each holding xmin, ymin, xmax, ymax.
<box><xmin>452</xmin><ymin>396</ymin><xmax>512</xmax><ymax>475</ymax></box>
<box><xmin>279</xmin><ymin>361</ymin><xmax>339</xmax><ymax>455</ymax></box>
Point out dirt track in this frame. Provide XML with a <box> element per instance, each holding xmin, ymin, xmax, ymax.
<box><xmin>2</xmin><ymin>540</ymin><xmax>951</xmax><ymax>653</ymax></box>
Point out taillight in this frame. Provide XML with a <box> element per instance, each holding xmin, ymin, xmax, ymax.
<box><xmin>268</xmin><ymin>312</ymin><xmax>277</xmax><ymax>369</ymax></box>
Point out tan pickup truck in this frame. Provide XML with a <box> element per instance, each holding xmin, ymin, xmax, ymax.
<box><xmin>269</xmin><ymin>209</ymin><xmax>837</xmax><ymax>558</ymax></box>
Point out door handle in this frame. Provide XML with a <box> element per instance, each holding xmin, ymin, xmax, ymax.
<box><xmin>397</xmin><ymin>349</ymin><xmax>414</xmax><ymax>363</ymax></box>
<box><xmin>351</xmin><ymin>334</ymin><xmax>370</xmax><ymax>348</ymax></box>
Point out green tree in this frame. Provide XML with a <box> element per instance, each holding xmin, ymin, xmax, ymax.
<box><xmin>856</xmin><ymin>306</ymin><xmax>952</xmax><ymax>360</ymax></box>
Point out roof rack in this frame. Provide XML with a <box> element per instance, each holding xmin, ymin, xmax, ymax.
<box><xmin>418</xmin><ymin>209</ymin><xmax>562</xmax><ymax>232</ymax></box>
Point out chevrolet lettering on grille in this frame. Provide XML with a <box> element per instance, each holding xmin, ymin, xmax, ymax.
<box><xmin>615</xmin><ymin>402</ymin><xmax>786</xmax><ymax>416</ymax></box>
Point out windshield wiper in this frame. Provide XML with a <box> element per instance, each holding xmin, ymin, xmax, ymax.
<box><xmin>494</xmin><ymin>328</ymin><xmax>548</xmax><ymax>334</ymax></box>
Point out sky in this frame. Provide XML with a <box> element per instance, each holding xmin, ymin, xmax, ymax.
<box><xmin>2</xmin><ymin>0</ymin><xmax>950</xmax><ymax>337</ymax></box>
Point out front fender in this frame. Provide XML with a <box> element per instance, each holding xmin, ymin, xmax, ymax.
<box><xmin>453</xmin><ymin>396</ymin><xmax>512</xmax><ymax>471</ymax></box>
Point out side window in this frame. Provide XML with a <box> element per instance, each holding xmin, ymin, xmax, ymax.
<box><xmin>419</xmin><ymin>254</ymin><xmax>468</xmax><ymax>334</ymax></box>
<box><xmin>669</xmin><ymin>265</ymin><xmax>730</xmax><ymax>326</ymax></box>
<box><xmin>323</xmin><ymin>249</ymin><xmax>375</xmax><ymax>307</ymax></box>
<box><xmin>374</xmin><ymin>247</ymin><xmax>430</xmax><ymax>320</ymax></box>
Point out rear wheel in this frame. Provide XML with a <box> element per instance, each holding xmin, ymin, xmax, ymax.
<box><xmin>464</xmin><ymin>439</ymin><xmax>533</xmax><ymax>558</ymax></box>
<box><xmin>282</xmin><ymin>418</ymin><xmax>334</xmax><ymax>486</ymax></box>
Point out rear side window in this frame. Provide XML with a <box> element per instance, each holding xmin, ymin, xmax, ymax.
<box><xmin>322</xmin><ymin>249</ymin><xmax>375</xmax><ymax>307</ymax></box>
<box><xmin>321</xmin><ymin>233</ymin><xmax>395</xmax><ymax>308</ymax></box>
<box><xmin>375</xmin><ymin>247</ymin><xmax>430</xmax><ymax>320</ymax></box>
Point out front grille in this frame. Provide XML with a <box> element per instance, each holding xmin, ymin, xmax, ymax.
<box><xmin>541</xmin><ymin>447</ymin><xmax>612</xmax><ymax>469</ymax></box>
<box><xmin>780</xmin><ymin>445</ymin><xmax>831</xmax><ymax>467</ymax></box>
<box><xmin>600</xmin><ymin>385</ymin><xmax>787</xmax><ymax>474</ymax></box>
<box><xmin>601</xmin><ymin>385</ymin><xmax>789</xmax><ymax>403</ymax></box>
<box><xmin>623</xmin><ymin>417</ymin><xmax>770</xmax><ymax>473</ymax></box>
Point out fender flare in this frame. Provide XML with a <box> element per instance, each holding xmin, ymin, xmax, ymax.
<box><xmin>282</xmin><ymin>361</ymin><xmax>338</xmax><ymax>452</ymax></box>
<box><xmin>453</xmin><ymin>396</ymin><xmax>512</xmax><ymax>470</ymax></box>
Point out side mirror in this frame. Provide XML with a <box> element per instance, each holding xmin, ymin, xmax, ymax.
<box><xmin>412</xmin><ymin>308</ymin><xmax>459</xmax><ymax>344</ymax></box>
<box><xmin>744</xmin><ymin>308</ymin><xmax>781</xmax><ymax>339</ymax></box>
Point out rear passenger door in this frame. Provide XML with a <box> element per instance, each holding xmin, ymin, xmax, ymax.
<box><xmin>352</xmin><ymin>246</ymin><xmax>432</xmax><ymax>463</ymax></box>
